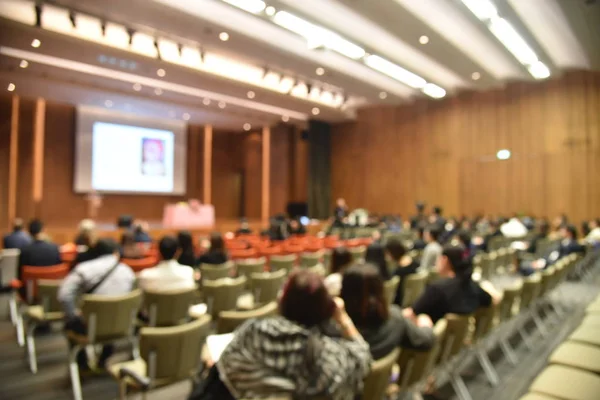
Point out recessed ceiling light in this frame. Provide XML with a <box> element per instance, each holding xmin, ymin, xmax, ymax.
<box><xmin>316</xmin><ymin>67</ymin><xmax>325</xmax><ymax>76</ymax></box>
<box><xmin>282</xmin><ymin>115</ymin><xmax>290</xmax><ymax>122</ymax></box>
<box><xmin>133</xmin><ymin>83</ymin><xmax>142</xmax><ymax>91</ymax></box>
<box><xmin>312</xmin><ymin>107</ymin><xmax>320</xmax><ymax>116</ymax></box>
<box><xmin>419</xmin><ymin>35</ymin><xmax>429</xmax><ymax>45</ymax></box>
<box><xmin>218</xmin><ymin>101</ymin><xmax>226</xmax><ymax>109</ymax></box>
<box><xmin>265</xmin><ymin>6</ymin><xmax>276</xmax><ymax>16</ymax></box>
<box><xmin>104</xmin><ymin>100</ymin><xmax>113</xmax><ymax>108</ymax></box>
<box><xmin>379</xmin><ymin>91</ymin><xmax>388</xmax><ymax>100</ymax></box>
<box><xmin>7</xmin><ymin>83</ymin><xmax>15</xmax><ymax>92</ymax></box>
<box><xmin>471</xmin><ymin>72</ymin><xmax>481</xmax><ymax>80</ymax></box>
<box><xmin>31</xmin><ymin>39</ymin><xmax>41</xmax><ymax>48</ymax></box>
<box><xmin>19</xmin><ymin>60</ymin><xmax>29</xmax><ymax>68</ymax></box>
<box><xmin>247</xmin><ymin>91</ymin><xmax>255</xmax><ymax>99</ymax></box>
<box><xmin>182</xmin><ymin>113</ymin><xmax>191</xmax><ymax>121</ymax></box>
<box><xmin>219</xmin><ymin>32</ymin><xmax>230</xmax><ymax>42</ymax></box>
<box><xmin>243</xmin><ymin>123</ymin><xmax>251</xmax><ymax>131</ymax></box>
<box><xmin>203</xmin><ymin>98</ymin><xmax>211</xmax><ymax>106</ymax></box>
<box><xmin>157</xmin><ymin>68</ymin><xmax>166</xmax><ymax>77</ymax></box>
<box><xmin>154</xmin><ymin>88</ymin><xmax>163</xmax><ymax>95</ymax></box>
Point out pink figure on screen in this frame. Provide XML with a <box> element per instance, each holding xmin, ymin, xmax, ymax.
<box><xmin>141</xmin><ymin>138</ymin><xmax>166</xmax><ymax>176</ymax></box>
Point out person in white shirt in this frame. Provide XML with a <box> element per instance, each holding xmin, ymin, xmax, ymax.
<box><xmin>585</xmin><ymin>218</ymin><xmax>600</xmax><ymax>245</ymax></box>
<box><xmin>500</xmin><ymin>217</ymin><xmax>528</xmax><ymax>238</ymax></box>
<box><xmin>138</xmin><ymin>235</ymin><xmax>195</xmax><ymax>292</ymax></box>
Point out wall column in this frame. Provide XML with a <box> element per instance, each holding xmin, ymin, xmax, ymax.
<box><xmin>261</xmin><ymin>126</ymin><xmax>271</xmax><ymax>223</ymax></box>
<box><xmin>203</xmin><ymin>125</ymin><xmax>213</xmax><ymax>205</ymax></box>
<box><xmin>7</xmin><ymin>96</ymin><xmax>20</xmax><ymax>228</ymax></box>
<box><xmin>32</xmin><ymin>98</ymin><xmax>46</xmax><ymax>217</ymax></box>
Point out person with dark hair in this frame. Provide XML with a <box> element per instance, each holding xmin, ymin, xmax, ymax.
<box><xmin>324</xmin><ymin>247</ymin><xmax>353</xmax><ymax>295</ymax></box>
<box><xmin>133</xmin><ymin>221</ymin><xmax>152</xmax><ymax>243</ymax></box>
<box><xmin>59</xmin><ymin>238</ymin><xmax>135</xmax><ymax>372</ymax></box>
<box><xmin>3</xmin><ymin>218</ymin><xmax>32</xmax><ymax>250</ymax></box>
<box><xmin>18</xmin><ymin>219</ymin><xmax>61</xmax><ymax>281</ymax></box>
<box><xmin>386</xmin><ymin>239</ymin><xmax>419</xmax><ymax>305</ymax></box>
<box><xmin>412</xmin><ymin>227</ymin><xmax>427</xmax><ymax>250</ymax></box>
<box><xmin>138</xmin><ymin>235</ymin><xmax>195</xmax><ymax>292</ymax></box>
<box><xmin>289</xmin><ymin>218</ymin><xmax>307</xmax><ymax>235</ymax></box>
<box><xmin>456</xmin><ymin>231</ymin><xmax>474</xmax><ymax>260</ymax></box>
<box><xmin>197</xmin><ymin>232</ymin><xmax>228</xmax><ymax>265</ymax></box>
<box><xmin>404</xmin><ymin>245</ymin><xmax>502</xmax><ymax>324</ymax></box>
<box><xmin>365</xmin><ymin>242</ymin><xmax>391</xmax><ymax>280</ymax></box>
<box><xmin>527</xmin><ymin>219</ymin><xmax>550</xmax><ymax>254</ymax></box>
<box><xmin>235</xmin><ymin>218</ymin><xmax>253</xmax><ymax>236</ymax></box>
<box><xmin>482</xmin><ymin>221</ymin><xmax>503</xmax><ymax>252</ymax></box>
<box><xmin>341</xmin><ymin>264</ymin><xmax>434</xmax><ymax>359</ymax></box>
<box><xmin>120</xmin><ymin>231</ymin><xmax>145</xmax><ymax>259</ymax></box>
<box><xmin>585</xmin><ymin>218</ymin><xmax>600</xmax><ymax>245</ymax></box>
<box><xmin>419</xmin><ymin>225</ymin><xmax>442</xmax><ymax>272</ymax></box>
<box><xmin>214</xmin><ymin>270</ymin><xmax>371</xmax><ymax>399</ymax></box>
<box><xmin>74</xmin><ymin>219</ymin><xmax>96</xmax><ymax>247</ymax></box>
<box><xmin>410</xmin><ymin>202</ymin><xmax>427</xmax><ymax>230</ymax></box>
<box><xmin>176</xmin><ymin>231</ymin><xmax>196</xmax><ymax>267</ymax></box>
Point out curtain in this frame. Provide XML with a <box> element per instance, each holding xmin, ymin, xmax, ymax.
<box><xmin>307</xmin><ymin>120</ymin><xmax>331</xmax><ymax>219</ymax></box>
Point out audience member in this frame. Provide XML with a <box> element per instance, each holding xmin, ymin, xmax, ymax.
<box><xmin>501</xmin><ymin>216</ymin><xmax>528</xmax><ymax>238</ymax></box>
<box><xmin>59</xmin><ymin>239</ymin><xmax>135</xmax><ymax>371</ymax></box>
<box><xmin>289</xmin><ymin>218</ymin><xmax>307</xmax><ymax>235</ymax></box>
<box><xmin>3</xmin><ymin>218</ymin><xmax>32</xmax><ymax>250</ymax></box>
<box><xmin>18</xmin><ymin>219</ymin><xmax>61</xmax><ymax>281</ymax></box>
<box><xmin>585</xmin><ymin>218</ymin><xmax>600</xmax><ymax>245</ymax></box>
<box><xmin>138</xmin><ymin>236</ymin><xmax>195</xmax><ymax>291</ymax></box>
<box><xmin>197</xmin><ymin>232</ymin><xmax>228</xmax><ymax>265</ymax></box>
<box><xmin>482</xmin><ymin>221</ymin><xmax>502</xmax><ymax>251</ymax></box>
<box><xmin>412</xmin><ymin>227</ymin><xmax>427</xmax><ymax>250</ymax></box>
<box><xmin>324</xmin><ymin>247</ymin><xmax>353</xmax><ymax>295</ymax></box>
<box><xmin>527</xmin><ymin>220</ymin><xmax>550</xmax><ymax>254</ymax></box>
<box><xmin>215</xmin><ymin>270</ymin><xmax>371</xmax><ymax>399</ymax></box>
<box><xmin>385</xmin><ymin>239</ymin><xmax>419</xmax><ymax>305</ymax></box>
<box><xmin>133</xmin><ymin>222</ymin><xmax>152</xmax><ymax>243</ymax></box>
<box><xmin>74</xmin><ymin>219</ymin><xmax>96</xmax><ymax>247</ymax></box>
<box><xmin>419</xmin><ymin>225</ymin><xmax>442</xmax><ymax>272</ymax></box>
<box><xmin>364</xmin><ymin>242</ymin><xmax>391</xmax><ymax>280</ymax></box>
<box><xmin>176</xmin><ymin>231</ymin><xmax>196</xmax><ymax>267</ymax></box>
<box><xmin>235</xmin><ymin>218</ymin><xmax>252</xmax><ymax>236</ymax></box>
<box><xmin>456</xmin><ymin>231</ymin><xmax>474</xmax><ymax>260</ymax></box>
<box><xmin>429</xmin><ymin>206</ymin><xmax>446</xmax><ymax>227</ymax></box>
<box><xmin>340</xmin><ymin>264</ymin><xmax>434</xmax><ymax>359</ymax></box>
<box><xmin>404</xmin><ymin>245</ymin><xmax>502</xmax><ymax>324</ymax></box>
<box><xmin>410</xmin><ymin>201</ymin><xmax>427</xmax><ymax>230</ymax></box>
<box><xmin>120</xmin><ymin>231</ymin><xmax>145</xmax><ymax>259</ymax></box>
<box><xmin>333</xmin><ymin>198</ymin><xmax>348</xmax><ymax>227</ymax></box>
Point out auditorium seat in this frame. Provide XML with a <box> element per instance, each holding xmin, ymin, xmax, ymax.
<box><xmin>269</xmin><ymin>254</ymin><xmax>296</xmax><ymax>274</ymax></box>
<box><xmin>383</xmin><ymin>276</ymin><xmax>399</xmax><ymax>306</ymax></box>
<box><xmin>229</xmin><ymin>248</ymin><xmax>258</xmax><ymax>260</ymax></box>
<box><xmin>235</xmin><ymin>257</ymin><xmax>267</xmax><ymax>280</ymax></box>
<box><xmin>496</xmin><ymin>282</ymin><xmax>523</xmax><ymax>365</ymax></box>
<box><xmin>401</xmin><ymin>271</ymin><xmax>428</xmax><ymax>307</ymax></box>
<box><xmin>473</xmin><ymin>303</ymin><xmax>501</xmax><ymax>386</ymax></box>
<box><xmin>568</xmin><ymin>325</ymin><xmax>600</xmax><ymax>347</ymax></box>
<box><xmin>200</xmin><ymin>262</ymin><xmax>234</xmax><ymax>280</ymax></box>
<box><xmin>519</xmin><ymin>392</ymin><xmax>561</xmax><ymax>400</ymax></box>
<box><xmin>348</xmin><ymin>245</ymin><xmax>367</xmax><ymax>262</ymax></box>
<box><xmin>362</xmin><ymin>347</ymin><xmax>400</xmax><ymax>400</ymax></box>
<box><xmin>528</xmin><ymin>365</ymin><xmax>600</xmax><ymax>400</ymax></box>
<box><xmin>122</xmin><ymin>257</ymin><xmax>157</xmax><ymax>273</ymax></box>
<box><xmin>435</xmin><ymin>314</ymin><xmax>473</xmax><ymax>400</ymax></box>
<box><xmin>548</xmin><ymin>341</ymin><xmax>600</xmax><ymax>374</ymax></box>
<box><xmin>203</xmin><ymin>276</ymin><xmax>246</xmax><ymax>318</ymax></box>
<box><xmin>300</xmin><ymin>251</ymin><xmax>322</xmax><ymax>267</ymax></box>
<box><xmin>143</xmin><ymin>286</ymin><xmax>197</xmax><ymax>327</ymax></box>
<box><xmin>249</xmin><ymin>269</ymin><xmax>286</xmax><ymax>307</ymax></box>
<box><xmin>0</xmin><ymin>248</ymin><xmax>21</xmax><ymax>325</ymax></box>
<box><xmin>217</xmin><ymin>301</ymin><xmax>278</xmax><ymax>334</ymax></box>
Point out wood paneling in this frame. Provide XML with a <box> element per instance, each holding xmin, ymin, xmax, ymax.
<box><xmin>331</xmin><ymin>71</ymin><xmax>600</xmax><ymax>222</ymax></box>
<box><xmin>244</xmin><ymin>132</ymin><xmax>263</xmax><ymax>219</ymax></box>
<box><xmin>269</xmin><ymin>125</ymin><xmax>293</xmax><ymax>216</ymax></box>
<box><xmin>212</xmin><ymin>130</ymin><xmax>243</xmax><ymax>219</ymax></box>
<box><xmin>0</xmin><ymin>96</ymin><xmax>12</xmax><ymax>229</ymax></box>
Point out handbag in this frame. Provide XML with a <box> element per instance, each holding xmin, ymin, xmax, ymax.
<box><xmin>188</xmin><ymin>365</ymin><xmax>235</xmax><ymax>400</ymax></box>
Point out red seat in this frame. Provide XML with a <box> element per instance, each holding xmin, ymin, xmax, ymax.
<box><xmin>230</xmin><ymin>248</ymin><xmax>258</xmax><ymax>260</ymax></box>
<box><xmin>18</xmin><ymin>264</ymin><xmax>70</xmax><ymax>303</ymax></box>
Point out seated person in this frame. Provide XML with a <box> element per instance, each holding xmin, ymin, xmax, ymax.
<box><xmin>482</xmin><ymin>221</ymin><xmax>503</xmax><ymax>252</ymax></box>
<box><xmin>132</xmin><ymin>221</ymin><xmax>152</xmax><ymax>243</ymax></box>
<box><xmin>58</xmin><ymin>239</ymin><xmax>135</xmax><ymax>371</ymax></box>
<box><xmin>216</xmin><ymin>270</ymin><xmax>371</xmax><ymax>399</ymax></box>
<box><xmin>412</xmin><ymin>228</ymin><xmax>427</xmax><ymax>250</ymax></box>
<box><xmin>585</xmin><ymin>218</ymin><xmax>600</xmax><ymax>245</ymax></box>
<box><xmin>420</xmin><ymin>225</ymin><xmax>442</xmax><ymax>272</ymax></box>
<box><xmin>527</xmin><ymin>220</ymin><xmax>550</xmax><ymax>254</ymax></box>
<box><xmin>365</xmin><ymin>242</ymin><xmax>391</xmax><ymax>280</ymax></box>
<box><xmin>74</xmin><ymin>219</ymin><xmax>96</xmax><ymax>247</ymax></box>
<box><xmin>385</xmin><ymin>239</ymin><xmax>419</xmax><ymax>306</ymax></box>
<box><xmin>341</xmin><ymin>264</ymin><xmax>434</xmax><ymax>359</ymax></box>
<box><xmin>197</xmin><ymin>232</ymin><xmax>228</xmax><ymax>265</ymax></box>
<box><xmin>120</xmin><ymin>231</ymin><xmax>145</xmax><ymax>259</ymax></box>
<box><xmin>289</xmin><ymin>218</ymin><xmax>307</xmax><ymax>235</ymax></box>
<box><xmin>403</xmin><ymin>245</ymin><xmax>502</xmax><ymax>324</ymax></box>
<box><xmin>3</xmin><ymin>218</ymin><xmax>32</xmax><ymax>250</ymax></box>
<box><xmin>18</xmin><ymin>219</ymin><xmax>61</xmax><ymax>282</ymax></box>
<box><xmin>176</xmin><ymin>231</ymin><xmax>196</xmax><ymax>267</ymax></box>
<box><xmin>455</xmin><ymin>231</ymin><xmax>475</xmax><ymax>261</ymax></box>
<box><xmin>324</xmin><ymin>247</ymin><xmax>353</xmax><ymax>296</ymax></box>
<box><xmin>138</xmin><ymin>235</ymin><xmax>195</xmax><ymax>292</ymax></box>
<box><xmin>235</xmin><ymin>218</ymin><xmax>253</xmax><ymax>236</ymax></box>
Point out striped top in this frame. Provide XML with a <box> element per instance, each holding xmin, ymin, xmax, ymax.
<box><xmin>217</xmin><ymin>316</ymin><xmax>372</xmax><ymax>400</ymax></box>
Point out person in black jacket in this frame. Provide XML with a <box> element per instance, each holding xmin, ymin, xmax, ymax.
<box><xmin>197</xmin><ymin>232</ymin><xmax>228</xmax><ymax>265</ymax></box>
<box><xmin>385</xmin><ymin>239</ymin><xmax>419</xmax><ymax>306</ymax></box>
<box><xmin>18</xmin><ymin>219</ymin><xmax>61</xmax><ymax>281</ymax></box>
<box><xmin>3</xmin><ymin>218</ymin><xmax>32</xmax><ymax>250</ymax></box>
<box><xmin>177</xmin><ymin>231</ymin><xmax>196</xmax><ymax>267</ymax></box>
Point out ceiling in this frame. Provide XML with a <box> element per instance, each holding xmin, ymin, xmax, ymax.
<box><xmin>0</xmin><ymin>0</ymin><xmax>598</xmax><ymax>128</ymax></box>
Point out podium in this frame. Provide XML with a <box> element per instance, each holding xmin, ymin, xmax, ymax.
<box><xmin>162</xmin><ymin>203</ymin><xmax>215</xmax><ymax>229</ymax></box>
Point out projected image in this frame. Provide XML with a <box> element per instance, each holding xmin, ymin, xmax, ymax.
<box><xmin>141</xmin><ymin>138</ymin><xmax>166</xmax><ymax>176</ymax></box>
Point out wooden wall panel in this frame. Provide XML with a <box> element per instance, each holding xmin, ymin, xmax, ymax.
<box><xmin>269</xmin><ymin>125</ymin><xmax>291</xmax><ymax>216</ymax></box>
<box><xmin>16</xmin><ymin>98</ymin><xmax>35</xmax><ymax>221</ymax></box>
<box><xmin>212</xmin><ymin>131</ymin><xmax>243</xmax><ymax>219</ymax></box>
<box><xmin>332</xmin><ymin>71</ymin><xmax>600</xmax><ymax>223</ymax></box>
<box><xmin>290</xmin><ymin>128</ymin><xmax>308</xmax><ymax>203</ymax></box>
<box><xmin>243</xmin><ymin>132</ymin><xmax>262</xmax><ymax>219</ymax></box>
<box><xmin>0</xmin><ymin>95</ymin><xmax>12</xmax><ymax>229</ymax></box>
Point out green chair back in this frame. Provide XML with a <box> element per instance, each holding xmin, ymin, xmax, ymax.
<box><xmin>143</xmin><ymin>287</ymin><xmax>197</xmax><ymax>327</ymax></box>
<box><xmin>362</xmin><ymin>347</ymin><xmax>401</xmax><ymax>400</ymax></box>
<box><xmin>217</xmin><ymin>301</ymin><xmax>278</xmax><ymax>334</ymax></box>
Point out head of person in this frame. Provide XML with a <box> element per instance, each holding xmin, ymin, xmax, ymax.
<box><xmin>336</xmin><ymin>198</ymin><xmax>346</xmax><ymax>208</ymax></box>
<box><xmin>561</xmin><ymin>224</ymin><xmax>577</xmax><ymax>240</ymax></box>
<box><xmin>78</xmin><ymin>219</ymin><xmax>97</xmax><ymax>246</ymax></box>
<box><xmin>330</xmin><ymin>247</ymin><xmax>352</xmax><ymax>274</ymax></box>
<box><xmin>436</xmin><ymin>245</ymin><xmax>473</xmax><ymax>283</ymax></box>
<box><xmin>120</xmin><ymin>231</ymin><xmax>136</xmax><ymax>247</ymax></box>
<box><xmin>417</xmin><ymin>227</ymin><xmax>425</xmax><ymax>239</ymax></box>
<box><xmin>433</xmin><ymin>206</ymin><xmax>442</xmax><ymax>216</ymax></box>
<box><xmin>159</xmin><ymin>235</ymin><xmax>179</xmax><ymax>261</ymax></box>
<box><xmin>209</xmin><ymin>232</ymin><xmax>225</xmax><ymax>252</ymax></box>
<box><xmin>143</xmin><ymin>139</ymin><xmax>163</xmax><ymax>162</ymax></box>
<box><xmin>239</xmin><ymin>218</ymin><xmax>249</xmax><ymax>229</ymax></box>
<box><xmin>177</xmin><ymin>231</ymin><xmax>194</xmax><ymax>253</ymax></box>
<box><xmin>279</xmin><ymin>270</ymin><xmax>335</xmax><ymax>328</ymax></box>
<box><xmin>13</xmin><ymin>218</ymin><xmax>24</xmax><ymax>232</ymax></box>
<box><xmin>290</xmin><ymin>219</ymin><xmax>299</xmax><ymax>230</ymax></box>
<box><xmin>457</xmin><ymin>232</ymin><xmax>472</xmax><ymax>248</ymax></box>
<box><xmin>590</xmin><ymin>219</ymin><xmax>600</xmax><ymax>230</ymax></box>
<box><xmin>28</xmin><ymin>219</ymin><xmax>44</xmax><ymax>238</ymax></box>
<box><xmin>364</xmin><ymin>242</ymin><xmax>389</xmax><ymax>279</ymax></box>
<box><xmin>385</xmin><ymin>239</ymin><xmax>407</xmax><ymax>263</ymax></box>
<box><xmin>416</xmin><ymin>201</ymin><xmax>425</xmax><ymax>214</ymax></box>
<box><xmin>538</xmin><ymin>220</ymin><xmax>550</xmax><ymax>236</ymax></box>
<box><xmin>94</xmin><ymin>238</ymin><xmax>120</xmax><ymax>258</ymax></box>
<box><xmin>424</xmin><ymin>225</ymin><xmax>441</xmax><ymax>243</ymax></box>
<box><xmin>341</xmin><ymin>263</ymin><xmax>389</xmax><ymax>328</ymax></box>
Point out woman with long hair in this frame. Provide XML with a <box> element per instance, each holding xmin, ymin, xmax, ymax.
<box><xmin>324</xmin><ymin>247</ymin><xmax>353</xmax><ymax>295</ymax></box>
<box><xmin>364</xmin><ymin>242</ymin><xmax>391</xmax><ymax>280</ymax></box>
<box><xmin>197</xmin><ymin>232</ymin><xmax>228</xmax><ymax>265</ymax></box>
<box><xmin>176</xmin><ymin>231</ymin><xmax>196</xmax><ymax>267</ymax></box>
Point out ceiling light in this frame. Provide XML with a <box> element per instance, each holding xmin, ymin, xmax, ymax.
<box><xmin>247</xmin><ymin>90</ymin><xmax>255</xmax><ymax>99</ymax></box>
<box><xmin>243</xmin><ymin>123</ymin><xmax>251</xmax><ymax>131</ymax></box>
<box><xmin>265</xmin><ymin>6</ymin><xmax>276</xmax><ymax>16</ymax></box>
<box><xmin>104</xmin><ymin>100</ymin><xmax>113</xmax><ymax>107</ymax></box>
<box><xmin>218</xmin><ymin>101</ymin><xmax>226</xmax><ymax>109</ymax></box>
<box><xmin>422</xmin><ymin>83</ymin><xmax>446</xmax><ymax>99</ymax></box>
<box><xmin>311</xmin><ymin>107</ymin><xmax>320</xmax><ymax>116</ymax></box>
<box><xmin>460</xmin><ymin>0</ymin><xmax>498</xmax><ymax>21</ymax></box>
<box><xmin>471</xmin><ymin>72</ymin><xmax>481</xmax><ymax>80</ymax></box>
<box><xmin>273</xmin><ymin>11</ymin><xmax>365</xmax><ymax>59</ymax></box>
<box><xmin>222</xmin><ymin>0</ymin><xmax>266</xmax><ymax>14</ymax></box>
<box><xmin>219</xmin><ymin>32</ymin><xmax>230</xmax><ymax>42</ymax></box>
<box><xmin>154</xmin><ymin>88</ymin><xmax>163</xmax><ymax>95</ymax></box>
<box><xmin>496</xmin><ymin>149</ymin><xmax>511</xmax><ymax>160</ymax></box>
<box><xmin>489</xmin><ymin>18</ymin><xmax>538</xmax><ymax>66</ymax></box>
<box><xmin>156</xmin><ymin>68</ymin><xmax>166</xmax><ymax>77</ymax></box>
<box><xmin>315</xmin><ymin>67</ymin><xmax>325</xmax><ymax>76</ymax></box>
<box><xmin>419</xmin><ymin>35</ymin><xmax>429</xmax><ymax>45</ymax></box>
<box><xmin>7</xmin><ymin>83</ymin><xmax>15</xmax><ymax>92</ymax></box>
<box><xmin>133</xmin><ymin>83</ymin><xmax>142</xmax><ymax>91</ymax></box>
<box><xmin>281</xmin><ymin>115</ymin><xmax>290</xmax><ymax>122</ymax></box>
<box><xmin>365</xmin><ymin>55</ymin><xmax>427</xmax><ymax>89</ymax></box>
<box><xmin>182</xmin><ymin>113</ymin><xmax>191</xmax><ymax>121</ymax></box>
<box><xmin>203</xmin><ymin>98</ymin><xmax>211</xmax><ymax>106</ymax></box>
<box><xmin>528</xmin><ymin>61</ymin><xmax>550</xmax><ymax>80</ymax></box>
<box><xmin>31</xmin><ymin>39</ymin><xmax>41</xmax><ymax>48</ymax></box>
<box><xmin>19</xmin><ymin>60</ymin><xmax>28</xmax><ymax>68</ymax></box>
<box><xmin>379</xmin><ymin>91</ymin><xmax>388</xmax><ymax>100</ymax></box>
